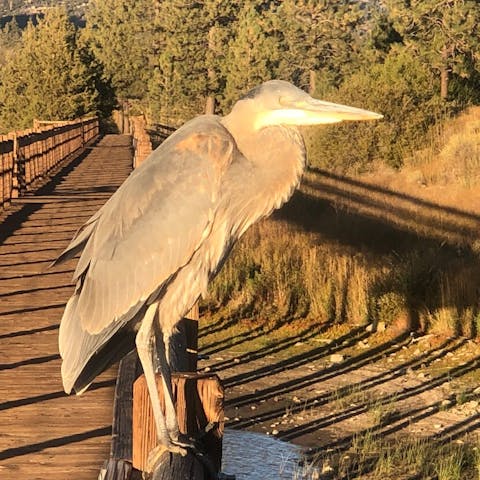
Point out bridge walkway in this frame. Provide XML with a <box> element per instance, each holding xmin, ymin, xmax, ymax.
<box><xmin>0</xmin><ymin>134</ymin><xmax>133</xmax><ymax>480</ymax></box>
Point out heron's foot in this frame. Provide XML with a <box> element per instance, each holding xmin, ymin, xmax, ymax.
<box><xmin>171</xmin><ymin>433</ymin><xmax>198</xmax><ymax>451</ymax></box>
<box><xmin>145</xmin><ymin>443</ymin><xmax>188</xmax><ymax>473</ymax></box>
<box><xmin>217</xmin><ymin>473</ymin><xmax>236</xmax><ymax>480</ymax></box>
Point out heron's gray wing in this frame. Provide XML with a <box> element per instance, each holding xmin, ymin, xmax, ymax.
<box><xmin>76</xmin><ymin>118</ymin><xmax>234</xmax><ymax>335</ymax></box>
<box><xmin>50</xmin><ymin>210</ymin><xmax>102</xmax><ymax>267</ymax></box>
<box><xmin>59</xmin><ymin>118</ymin><xmax>234</xmax><ymax>391</ymax></box>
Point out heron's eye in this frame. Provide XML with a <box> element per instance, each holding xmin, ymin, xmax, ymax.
<box><xmin>279</xmin><ymin>96</ymin><xmax>293</xmax><ymax>106</ymax></box>
<box><xmin>279</xmin><ymin>96</ymin><xmax>307</xmax><ymax>108</ymax></box>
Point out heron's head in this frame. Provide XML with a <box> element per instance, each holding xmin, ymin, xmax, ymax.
<box><xmin>227</xmin><ymin>80</ymin><xmax>382</xmax><ymax>131</ymax></box>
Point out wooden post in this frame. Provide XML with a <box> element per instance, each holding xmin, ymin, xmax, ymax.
<box><xmin>132</xmin><ymin>373</ymin><xmax>224</xmax><ymax>478</ymax></box>
<box><xmin>128</xmin><ymin>114</ymin><xmax>224</xmax><ymax>477</ymax></box>
<box><xmin>205</xmin><ymin>97</ymin><xmax>215</xmax><ymax>116</ymax></box>
<box><xmin>131</xmin><ymin>298</ymin><xmax>225</xmax><ymax>479</ymax></box>
<box><xmin>0</xmin><ymin>135</ymin><xmax>14</xmax><ymax>209</ymax></box>
<box><xmin>309</xmin><ymin>70</ymin><xmax>316</xmax><ymax>95</ymax></box>
<box><xmin>99</xmin><ymin>351</ymin><xmax>142</xmax><ymax>480</ymax></box>
<box><xmin>9</xmin><ymin>132</ymin><xmax>19</xmax><ymax>199</ymax></box>
<box><xmin>169</xmin><ymin>317</ymin><xmax>199</xmax><ymax>373</ymax></box>
<box><xmin>206</xmin><ymin>25</ymin><xmax>216</xmax><ymax>117</ymax></box>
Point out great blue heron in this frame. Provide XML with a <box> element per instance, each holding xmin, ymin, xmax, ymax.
<box><xmin>55</xmin><ymin>80</ymin><xmax>381</xmax><ymax>468</ymax></box>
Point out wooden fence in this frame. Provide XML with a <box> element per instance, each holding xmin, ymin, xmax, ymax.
<box><xmin>129</xmin><ymin>116</ymin><xmax>153</xmax><ymax>169</ymax></box>
<box><xmin>0</xmin><ymin>117</ymin><xmax>99</xmax><ymax>209</ymax></box>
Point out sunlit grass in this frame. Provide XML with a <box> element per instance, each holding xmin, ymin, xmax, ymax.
<box><xmin>202</xmin><ymin>121</ymin><xmax>480</xmax><ymax>339</ymax></box>
<box><xmin>298</xmin><ymin>435</ymin><xmax>480</xmax><ymax>480</ymax></box>
<box><xmin>411</xmin><ymin>106</ymin><xmax>480</xmax><ymax>188</ymax></box>
<box><xmin>202</xmin><ymin>206</ymin><xmax>480</xmax><ymax>341</ymax></box>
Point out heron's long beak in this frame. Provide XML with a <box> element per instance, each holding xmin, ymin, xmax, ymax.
<box><xmin>299</xmin><ymin>97</ymin><xmax>383</xmax><ymax>124</ymax></box>
<box><xmin>255</xmin><ymin>96</ymin><xmax>382</xmax><ymax>129</ymax></box>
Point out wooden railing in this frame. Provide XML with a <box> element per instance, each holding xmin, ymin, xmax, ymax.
<box><xmin>0</xmin><ymin>117</ymin><xmax>99</xmax><ymax>209</ymax></box>
<box><xmin>0</xmin><ymin>136</ymin><xmax>15</xmax><ymax>211</ymax></box>
<box><xmin>129</xmin><ymin>116</ymin><xmax>153</xmax><ymax>168</ymax></box>
<box><xmin>147</xmin><ymin>123</ymin><xmax>176</xmax><ymax>148</ymax></box>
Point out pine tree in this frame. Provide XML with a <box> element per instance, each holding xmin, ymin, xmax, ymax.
<box><xmin>360</xmin><ymin>4</ymin><xmax>402</xmax><ymax>64</ymax></box>
<box><xmin>0</xmin><ymin>8</ymin><xmax>98</xmax><ymax>132</ymax></box>
<box><xmin>384</xmin><ymin>0</ymin><xmax>480</xmax><ymax>101</ymax></box>
<box><xmin>147</xmin><ymin>0</ymin><xmax>239</xmax><ymax>124</ymax></box>
<box><xmin>147</xmin><ymin>0</ymin><xmax>207</xmax><ymax>124</ymax></box>
<box><xmin>221</xmin><ymin>1</ymin><xmax>281</xmax><ymax>110</ymax></box>
<box><xmin>85</xmin><ymin>0</ymin><xmax>156</xmax><ymax>101</ymax></box>
<box><xmin>203</xmin><ymin>0</ymin><xmax>240</xmax><ymax>114</ymax></box>
<box><xmin>0</xmin><ymin>19</ymin><xmax>21</xmax><ymax>66</ymax></box>
<box><xmin>147</xmin><ymin>1</ymin><xmax>243</xmax><ymax>123</ymax></box>
<box><xmin>277</xmin><ymin>0</ymin><xmax>365</xmax><ymax>93</ymax></box>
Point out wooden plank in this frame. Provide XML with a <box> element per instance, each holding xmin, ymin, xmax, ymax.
<box><xmin>0</xmin><ymin>134</ymin><xmax>133</xmax><ymax>480</ymax></box>
<box><xmin>111</xmin><ymin>350</ymin><xmax>140</xmax><ymax>462</ymax></box>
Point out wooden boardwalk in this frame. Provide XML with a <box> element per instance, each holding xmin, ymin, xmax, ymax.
<box><xmin>0</xmin><ymin>135</ymin><xmax>133</xmax><ymax>480</ymax></box>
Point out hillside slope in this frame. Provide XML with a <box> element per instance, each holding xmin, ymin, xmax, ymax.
<box><xmin>0</xmin><ymin>0</ymin><xmax>87</xmax><ymax>17</ymax></box>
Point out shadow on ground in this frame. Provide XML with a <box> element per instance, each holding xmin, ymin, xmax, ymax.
<box><xmin>200</xmin><ymin>167</ymin><xmax>480</xmax><ymax>478</ymax></box>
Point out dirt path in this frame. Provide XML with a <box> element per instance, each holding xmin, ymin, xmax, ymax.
<box><xmin>199</xmin><ymin>318</ymin><xmax>480</xmax><ymax>476</ymax></box>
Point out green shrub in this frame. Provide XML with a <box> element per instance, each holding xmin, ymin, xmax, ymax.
<box><xmin>307</xmin><ymin>46</ymin><xmax>444</xmax><ymax>172</ymax></box>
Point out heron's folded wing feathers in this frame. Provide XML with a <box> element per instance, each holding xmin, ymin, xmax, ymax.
<box><xmin>51</xmin><ymin>210</ymin><xmax>102</xmax><ymax>268</ymax></box>
<box><xmin>71</xmin><ymin>119</ymin><xmax>234</xmax><ymax>335</ymax></box>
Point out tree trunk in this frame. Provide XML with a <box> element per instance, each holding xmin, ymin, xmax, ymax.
<box><xmin>440</xmin><ymin>67</ymin><xmax>449</xmax><ymax>100</ymax></box>
<box><xmin>309</xmin><ymin>70</ymin><xmax>316</xmax><ymax>95</ymax></box>
<box><xmin>205</xmin><ymin>96</ymin><xmax>215</xmax><ymax>115</ymax></box>
<box><xmin>205</xmin><ymin>26</ymin><xmax>217</xmax><ymax>115</ymax></box>
<box><xmin>440</xmin><ymin>46</ymin><xmax>449</xmax><ymax>100</ymax></box>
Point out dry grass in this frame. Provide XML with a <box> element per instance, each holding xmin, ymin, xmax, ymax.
<box><xmin>203</xmin><ymin>218</ymin><xmax>386</xmax><ymax>331</ymax></box>
<box><xmin>202</xmin><ymin>109</ymin><xmax>480</xmax><ymax>342</ymax></box>
<box><xmin>410</xmin><ymin>106</ymin><xmax>480</xmax><ymax>188</ymax></box>
<box><xmin>203</xmin><ymin>174</ymin><xmax>480</xmax><ymax>341</ymax></box>
<box><xmin>298</xmin><ymin>434</ymin><xmax>480</xmax><ymax>479</ymax></box>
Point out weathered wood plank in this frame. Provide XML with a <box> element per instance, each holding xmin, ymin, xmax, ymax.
<box><xmin>111</xmin><ymin>350</ymin><xmax>140</xmax><ymax>462</ymax></box>
<box><xmin>100</xmin><ymin>459</ymin><xmax>134</xmax><ymax>480</ymax></box>
<box><xmin>0</xmin><ymin>134</ymin><xmax>133</xmax><ymax>480</ymax></box>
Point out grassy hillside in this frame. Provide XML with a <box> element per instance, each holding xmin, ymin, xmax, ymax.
<box><xmin>196</xmin><ymin>108</ymin><xmax>480</xmax><ymax>479</ymax></box>
<box><xmin>202</xmin><ymin>108</ymin><xmax>480</xmax><ymax>340</ymax></box>
<box><xmin>0</xmin><ymin>0</ymin><xmax>87</xmax><ymax>18</ymax></box>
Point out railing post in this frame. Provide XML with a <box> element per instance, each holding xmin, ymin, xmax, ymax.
<box><xmin>0</xmin><ymin>116</ymin><xmax>99</xmax><ymax>207</ymax></box>
<box><xmin>8</xmin><ymin>132</ymin><xmax>19</xmax><ymax>199</ymax></box>
<box><xmin>0</xmin><ymin>134</ymin><xmax>15</xmax><ymax>209</ymax></box>
<box><xmin>126</xmin><ymin>119</ymin><xmax>224</xmax><ymax>479</ymax></box>
<box><xmin>130</xmin><ymin>116</ymin><xmax>153</xmax><ymax>169</ymax></box>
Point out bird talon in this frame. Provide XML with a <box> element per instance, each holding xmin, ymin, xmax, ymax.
<box><xmin>171</xmin><ymin>434</ymin><xmax>198</xmax><ymax>452</ymax></box>
<box><xmin>171</xmin><ymin>444</ymin><xmax>189</xmax><ymax>457</ymax></box>
<box><xmin>145</xmin><ymin>443</ymin><xmax>188</xmax><ymax>473</ymax></box>
<box><xmin>217</xmin><ymin>473</ymin><xmax>236</xmax><ymax>480</ymax></box>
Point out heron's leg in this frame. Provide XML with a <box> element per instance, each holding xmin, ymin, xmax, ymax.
<box><xmin>155</xmin><ymin>331</ymin><xmax>193</xmax><ymax>448</ymax></box>
<box><xmin>136</xmin><ymin>302</ymin><xmax>187</xmax><ymax>460</ymax></box>
<box><xmin>157</xmin><ymin>333</ymin><xmax>179</xmax><ymax>435</ymax></box>
<box><xmin>160</xmin><ymin>335</ymin><xmax>189</xmax><ymax>446</ymax></box>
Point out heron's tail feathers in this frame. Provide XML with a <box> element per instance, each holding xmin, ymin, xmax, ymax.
<box><xmin>50</xmin><ymin>217</ymin><xmax>98</xmax><ymax>269</ymax></box>
<box><xmin>59</xmin><ymin>294</ymin><xmax>136</xmax><ymax>395</ymax></box>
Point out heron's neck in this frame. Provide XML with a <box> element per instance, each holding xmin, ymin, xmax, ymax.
<box><xmin>222</xmin><ymin>115</ymin><xmax>306</xmax><ymax>215</ymax></box>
